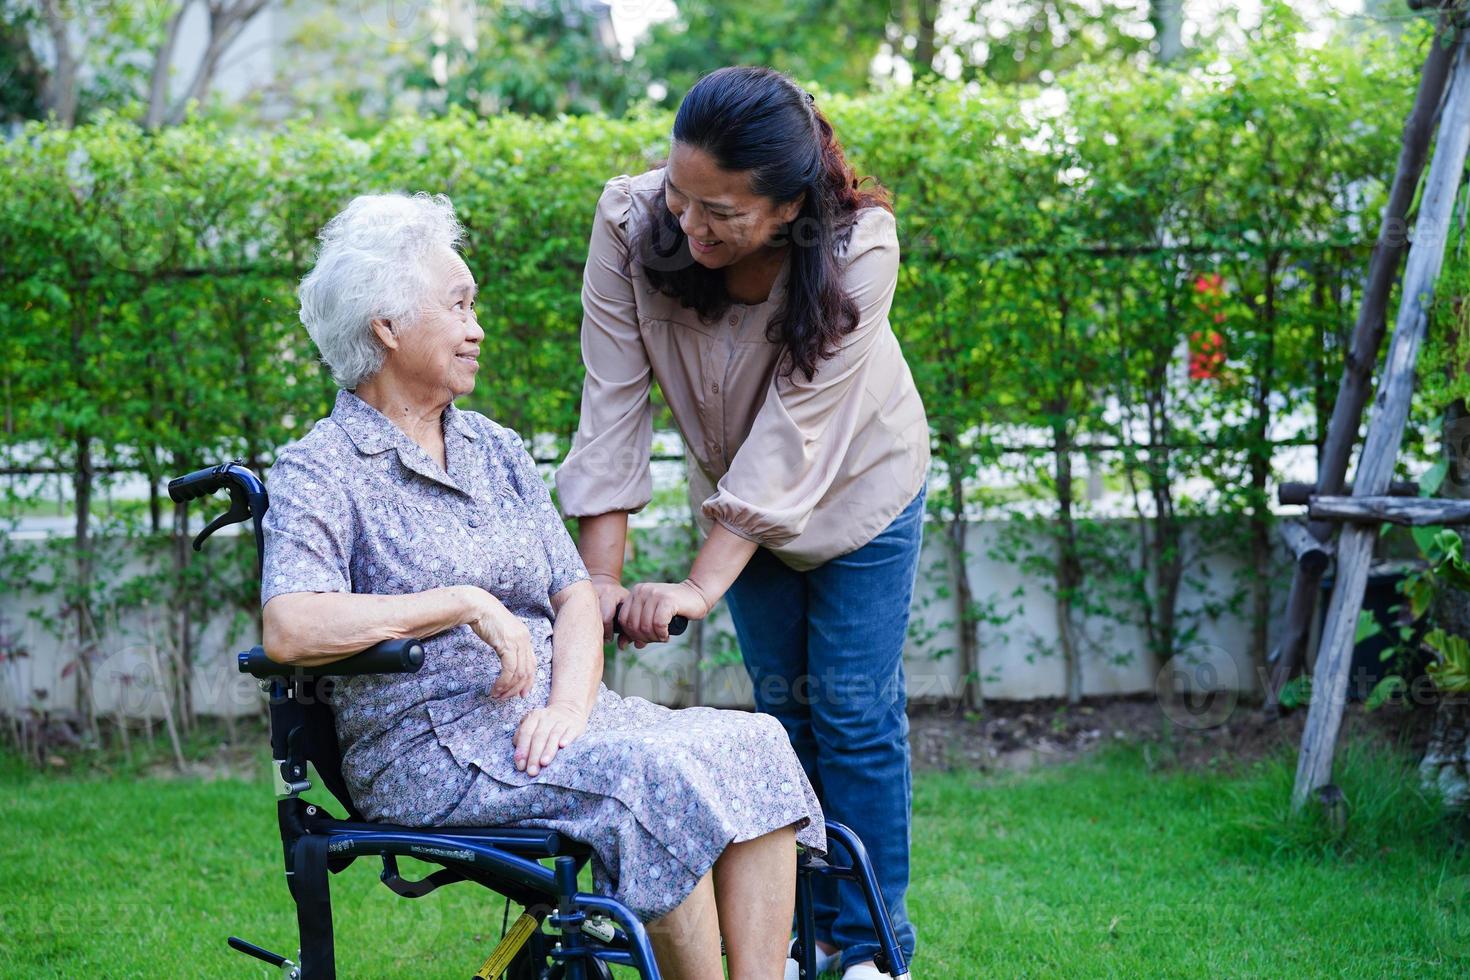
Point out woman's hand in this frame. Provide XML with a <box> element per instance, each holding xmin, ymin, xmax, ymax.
<box><xmin>467</xmin><ymin>591</ymin><xmax>535</xmax><ymax>699</ymax></box>
<box><xmin>514</xmin><ymin>701</ymin><xmax>588</xmax><ymax>776</ymax></box>
<box><xmin>618</xmin><ymin>579</ymin><xmax>711</xmax><ymax>648</ymax></box>
<box><xmin>588</xmin><ymin>572</ymin><xmax>630</xmax><ymax>642</ymax></box>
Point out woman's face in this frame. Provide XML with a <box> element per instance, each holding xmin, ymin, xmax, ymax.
<box><xmin>375</xmin><ymin>246</ymin><xmax>484</xmax><ymax>400</ymax></box>
<box><xmin>665</xmin><ymin>141</ymin><xmax>802</xmax><ymax>270</ymax></box>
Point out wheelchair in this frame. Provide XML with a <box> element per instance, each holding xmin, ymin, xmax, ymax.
<box><xmin>171</xmin><ymin>461</ymin><xmax>912</xmax><ymax>980</ymax></box>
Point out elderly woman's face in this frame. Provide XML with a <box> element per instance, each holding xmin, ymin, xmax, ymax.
<box><xmin>380</xmin><ymin>247</ymin><xmax>483</xmax><ymax>399</ymax></box>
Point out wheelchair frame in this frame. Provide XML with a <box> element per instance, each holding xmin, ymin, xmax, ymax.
<box><xmin>172</xmin><ymin>461</ymin><xmax>911</xmax><ymax>980</ymax></box>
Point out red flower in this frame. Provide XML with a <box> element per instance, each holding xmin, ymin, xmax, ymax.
<box><xmin>1193</xmin><ymin>272</ymin><xmax>1223</xmax><ymax>295</ymax></box>
<box><xmin>1189</xmin><ymin>329</ymin><xmax>1226</xmax><ymax>380</ymax></box>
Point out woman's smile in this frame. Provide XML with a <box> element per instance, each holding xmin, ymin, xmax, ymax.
<box><xmin>690</xmin><ymin>236</ymin><xmax>721</xmax><ymax>255</ymax></box>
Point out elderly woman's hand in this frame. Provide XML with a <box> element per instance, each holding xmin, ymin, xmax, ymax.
<box><xmin>467</xmin><ymin>591</ymin><xmax>536</xmax><ymax>698</ymax></box>
<box><xmin>618</xmin><ymin>580</ymin><xmax>712</xmax><ymax>649</ymax></box>
<box><xmin>514</xmin><ymin>702</ymin><xmax>588</xmax><ymax>776</ymax></box>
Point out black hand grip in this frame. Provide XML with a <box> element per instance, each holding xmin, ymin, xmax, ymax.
<box><xmin>238</xmin><ymin>638</ymin><xmax>426</xmax><ymax>678</ymax></box>
<box><xmin>612</xmin><ymin>602</ymin><xmax>689</xmax><ymax>639</ymax></box>
<box><xmin>168</xmin><ymin>464</ymin><xmax>231</xmax><ymax>504</ymax></box>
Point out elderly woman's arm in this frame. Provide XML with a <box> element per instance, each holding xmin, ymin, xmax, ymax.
<box><xmin>513</xmin><ymin>579</ymin><xmax>603</xmax><ymax>777</ymax></box>
<box><xmin>263</xmin><ymin>585</ymin><xmax>536</xmax><ymax>699</ymax></box>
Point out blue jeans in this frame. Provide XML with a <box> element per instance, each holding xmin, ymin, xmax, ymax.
<box><xmin>724</xmin><ymin>485</ymin><xmax>925</xmax><ymax>969</ymax></box>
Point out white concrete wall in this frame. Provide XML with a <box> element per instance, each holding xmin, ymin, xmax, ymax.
<box><xmin>0</xmin><ymin>532</ymin><xmax>263</xmax><ymax>723</ymax></box>
<box><xmin>0</xmin><ymin>514</ymin><xmax>1280</xmax><ymax>722</ymax></box>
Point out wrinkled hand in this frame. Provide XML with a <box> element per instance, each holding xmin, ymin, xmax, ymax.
<box><xmin>588</xmin><ymin>573</ymin><xmax>630</xmax><ymax>643</ymax></box>
<box><xmin>618</xmin><ymin>580</ymin><xmax>711</xmax><ymax>649</ymax></box>
<box><xmin>468</xmin><ymin>592</ymin><xmax>535</xmax><ymax>699</ymax></box>
<box><xmin>514</xmin><ymin>701</ymin><xmax>588</xmax><ymax>776</ymax></box>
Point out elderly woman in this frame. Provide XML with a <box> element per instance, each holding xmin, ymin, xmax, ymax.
<box><xmin>260</xmin><ymin>192</ymin><xmax>826</xmax><ymax>980</ymax></box>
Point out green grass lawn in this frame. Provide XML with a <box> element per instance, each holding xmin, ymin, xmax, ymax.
<box><xmin>2</xmin><ymin>739</ymin><xmax>1467</xmax><ymax>978</ymax></box>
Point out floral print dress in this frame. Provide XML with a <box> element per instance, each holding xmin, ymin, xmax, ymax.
<box><xmin>261</xmin><ymin>390</ymin><xmax>826</xmax><ymax>922</ymax></box>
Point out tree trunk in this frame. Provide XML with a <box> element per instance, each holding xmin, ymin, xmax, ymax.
<box><xmin>1054</xmin><ymin>419</ymin><xmax>1082</xmax><ymax>704</ymax></box>
<box><xmin>1144</xmin><ymin>296</ymin><xmax>1182</xmax><ymax>669</ymax></box>
<box><xmin>913</xmin><ymin>0</ymin><xmax>937</xmax><ymax>77</ymax></box>
<box><xmin>1150</xmin><ymin>0</ymin><xmax>1185</xmax><ymax>64</ymax></box>
<box><xmin>72</xmin><ymin>431</ymin><xmax>98</xmax><ymax>743</ymax></box>
<box><xmin>167</xmin><ymin>0</ymin><xmax>270</xmax><ymax>126</ymax></box>
<box><xmin>945</xmin><ymin>447</ymin><xmax>981</xmax><ymax>710</ymax></box>
<box><xmin>172</xmin><ymin>495</ymin><xmax>195</xmax><ymax>731</ymax></box>
<box><xmin>1249</xmin><ymin>255</ymin><xmax>1279</xmax><ymax>676</ymax></box>
<box><xmin>37</xmin><ymin>0</ymin><xmax>80</xmax><ymax>126</ymax></box>
<box><xmin>1422</xmin><ymin>688</ymin><xmax>1470</xmax><ymax>810</ymax></box>
<box><xmin>144</xmin><ymin>4</ymin><xmax>188</xmax><ymax>130</ymax></box>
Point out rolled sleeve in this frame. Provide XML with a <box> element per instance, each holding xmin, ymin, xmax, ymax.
<box><xmin>702</xmin><ymin>210</ymin><xmax>901</xmax><ymax>549</ymax></box>
<box><xmin>555</xmin><ymin>174</ymin><xmax>655</xmax><ymax>519</ymax></box>
<box><xmin>500</xmin><ymin>427</ymin><xmax>590</xmax><ymax>598</ymax></box>
<box><xmin>261</xmin><ymin>449</ymin><xmax>354</xmax><ymax>607</ymax></box>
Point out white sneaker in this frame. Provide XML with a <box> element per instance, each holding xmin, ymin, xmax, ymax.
<box><xmin>841</xmin><ymin>964</ymin><xmax>892</xmax><ymax>980</ymax></box>
<box><xmin>784</xmin><ymin>938</ymin><xmax>841</xmax><ymax>979</ymax></box>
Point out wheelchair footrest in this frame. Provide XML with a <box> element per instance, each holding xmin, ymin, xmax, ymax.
<box><xmin>228</xmin><ymin>936</ymin><xmax>296</xmax><ymax>975</ymax></box>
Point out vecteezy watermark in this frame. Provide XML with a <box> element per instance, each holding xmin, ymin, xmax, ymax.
<box><xmin>355</xmin><ymin>0</ymin><xmax>439</xmax><ymax>45</ymax></box>
<box><xmin>90</xmin><ymin>183</ymin><xmax>185</xmax><ymax>275</ymax></box>
<box><xmin>605</xmin><ymin>0</ymin><xmax>674</xmax><ymax>21</ymax></box>
<box><xmin>92</xmin><ymin>642</ymin><xmax>267</xmax><ymax>718</ymax></box>
<box><xmin>631</xmin><ymin>212</ymin><xmax>837</xmax><ymax>275</ymax></box>
<box><xmin>1154</xmin><ymin>643</ymin><xmax>1240</xmax><ymax>731</ymax></box>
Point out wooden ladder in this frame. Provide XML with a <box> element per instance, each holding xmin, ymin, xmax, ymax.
<box><xmin>1275</xmin><ymin>10</ymin><xmax>1470</xmax><ymax>812</ymax></box>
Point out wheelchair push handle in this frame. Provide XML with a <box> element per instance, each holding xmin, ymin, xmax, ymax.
<box><xmin>612</xmin><ymin>602</ymin><xmax>689</xmax><ymax>639</ymax></box>
<box><xmin>168</xmin><ymin>462</ymin><xmax>237</xmax><ymax>503</ymax></box>
<box><xmin>167</xmin><ymin>460</ymin><xmax>268</xmax><ymax>556</ymax></box>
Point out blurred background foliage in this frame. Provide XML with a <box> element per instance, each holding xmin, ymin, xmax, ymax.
<box><xmin>0</xmin><ymin>0</ymin><xmax>1422</xmax><ymax>128</ymax></box>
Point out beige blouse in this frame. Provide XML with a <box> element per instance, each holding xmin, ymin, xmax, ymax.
<box><xmin>555</xmin><ymin>169</ymin><xmax>930</xmax><ymax>572</ymax></box>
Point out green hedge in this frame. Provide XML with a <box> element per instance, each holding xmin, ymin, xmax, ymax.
<box><xmin>0</xmin><ymin>21</ymin><xmax>1431</xmax><ymax>726</ymax></box>
<box><xmin>0</xmin><ymin>26</ymin><xmax>1419</xmax><ymax>476</ymax></box>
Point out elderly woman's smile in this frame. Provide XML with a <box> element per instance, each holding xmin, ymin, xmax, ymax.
<box><xmin>372</xmin><ymin>245</ymin><xmax>486</xmax><ymax>401</ymax></box>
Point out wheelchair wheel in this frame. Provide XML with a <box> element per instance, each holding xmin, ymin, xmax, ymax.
<box><xmin>504</xmin><ymin>930</ymin><xmax>616</xmax><ymax>980</ymax></box>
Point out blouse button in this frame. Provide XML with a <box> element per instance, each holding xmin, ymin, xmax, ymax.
<box><xmin>711</xmin><ymin>383</ymin><xmax>719</xmax><ymax>394</ymax></box>
<box><xmin>728</xmin><ymin>315</ymin><xmax>737</xmax><ymax>325</ymax></box>
<box><xmin>712</xmin><ymin>443</ymin><xmax>721</xmax><ymax>455</ymax></box>
<box><xmin>468</xmin><ymin>514</ymin><xmax>483</xmax><ymax>528</ymax></box>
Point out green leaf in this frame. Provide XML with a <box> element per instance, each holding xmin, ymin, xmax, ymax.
<box><xmin>1411</xmin><ymin>524</ymin><xmax>1445</xmax><ymax>556</ymax></box>
<box><xmin>1421</xmin><ymin>458</ymin><xmax>1449</xmax><ymax>496</ymax></box>
<box><xmin>1354</xmin><ymin>610</ymin><xmax>1383</xmax><ymax>645</ymax></box>
<box><xmin>1278</xmin><ymin>675</ymin><xmax>1312</xmax><ymax>710</ymax></box>
<box><xmin>1365</xmin><ymin>674</ymin><xmax>1406</xmax><ymax>711</ymax></box>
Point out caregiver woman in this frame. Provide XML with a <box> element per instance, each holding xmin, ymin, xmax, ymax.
<box><xmin>555</xmin><ymin>66</ymin><xmax>928</xmax><ymax>980</ymax></box>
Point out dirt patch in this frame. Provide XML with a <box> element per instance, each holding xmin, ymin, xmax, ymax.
<box><xmin>143</xmin><ymin>746</ymin><xmax>261</xmax><ymax>782</ymax></box>
<box><xmin>48</xmin><ymin>694</ymin><xmax>1438</xmax><ymax>781</ymax></box>
<box><xmin>906</xmin><ymin>694</ymin><xmax>1438</xmax><ymax>774</ymax></box>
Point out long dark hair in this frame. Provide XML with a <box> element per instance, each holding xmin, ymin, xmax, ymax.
<box><xmin>633</xmin><ymin>66</ymin><xmax>892</xmax><ymax>380</ymax></box>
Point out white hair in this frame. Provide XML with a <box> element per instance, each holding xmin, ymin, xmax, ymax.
<box><xmin>298</xmin><ymin>192</ymin><xmax>466</xmax><ymax>389</ymax></box>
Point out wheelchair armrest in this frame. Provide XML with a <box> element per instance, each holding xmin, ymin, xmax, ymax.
<box><xmin>238</xmin><ymin>638</ymin><xmax>425</xmax><ymax>678</ymax></box>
